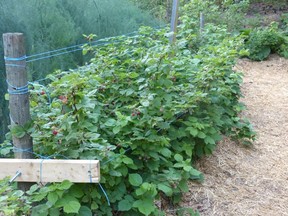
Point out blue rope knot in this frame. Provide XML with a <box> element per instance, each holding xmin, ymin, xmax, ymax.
<box><xmin>4</xmin><ymin>55</ymin><xmax>27</xmax><ymax>61</ymax></box>
<box><xmin>6</xmin><ymin>80</ymin><xmax>29</xmax><ymax>95</ymax></box>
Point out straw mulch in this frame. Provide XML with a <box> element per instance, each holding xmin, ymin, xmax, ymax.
<box><xmin>174</xmin><ymin>55</ymin><xmax>288</xmax><ymax>215</ymax></box>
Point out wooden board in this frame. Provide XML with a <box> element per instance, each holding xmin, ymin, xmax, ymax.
<box><xmin>0</xmin><ymin>159</ymin><xmax>100</xmax><ymax>183</ymax></box>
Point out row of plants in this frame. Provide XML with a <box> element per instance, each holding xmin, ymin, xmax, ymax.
<box><xmin>0</xmin><ymin>1</ymin><xmax>256</xmax><ymax>216</ymax></box>
<box><xmin>242</xmin><ymin>22</ymin><xmax>288</xmax><ymax>61</ymax></box>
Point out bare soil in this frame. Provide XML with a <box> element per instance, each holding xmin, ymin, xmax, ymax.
<box><xmin>177</xmin><ymin>55</ymin><xmax>288</xmax><ymax>215</ymax></box>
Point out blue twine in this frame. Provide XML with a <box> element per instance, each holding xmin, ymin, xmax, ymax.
<box><xmin>13</xmin><ymin>147</ymin><xmax>43</xmax><ymax>158</ymax></box>
<box><xmin>5</xmin><ymin>63</ymin><xmax>26</xmax><ymax>68</ymax></box>
<box><xmin>32</xmin><ymin>77</ymin><xmax>51</xmax><ymax>83</ymax></box>
<box><xmin>13</xmin><ymin>147</ymin><xmax>33</xmax><ymax>152</ymax></box>
<box><xmin>4</xmin><ymin>56</ymin><xmax>27</xmax><ymax>61</ymax></box>
<box><xmin>6</xmin><ymin>80</ymin><xmax>28</xmax><ymax>89</ymax></box>
<box><xmin>8</xmin><ymin>88</ymin><xmax>29</xmax><ymax>95</ymax></box>
<box><xmin>6</xmin><ymin>80</ymin><xmax>29</xmax><ymax>95</ymax></box>
<box><xmin>39</xmin><ymin>158</ymin><xmax>47</xmax><ymax>183</ymax></box>
<box><xmin>98</xmin><ymin>183</ymin><xmax>111</xmax><ymax>206</ymax></box>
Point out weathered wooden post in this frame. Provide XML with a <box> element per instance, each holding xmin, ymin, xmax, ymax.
<box><xmin>169</xmin><ymin>0</ymin><xmax>180</xmax><ymax>44</ymax></box>
<box><xmin>3</xmin><ymin>33</ymin><xmax>33</xmax><ymax>191</ymax></box>
<box><xmin>200</xmin><ymin>12</ymin><xmax>205</xmax><ymax>33</ymax></box>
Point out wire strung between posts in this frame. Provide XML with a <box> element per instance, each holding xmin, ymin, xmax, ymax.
<box><xmin>25</xmin><ymin>29</ymin><xmax>140</xmax><ymax>60</ymax></box>
<box><xmin>26</xmin><ymin>48</ymin><xmax>83</xmax><ymax>63</ymax></box>
<box><xmin>24</xmin><ymin>24</ymin><xmax>167</xmax><ymax>63</ymax></box>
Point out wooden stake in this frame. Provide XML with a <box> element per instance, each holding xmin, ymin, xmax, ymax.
<box><xmin>3</xmin><ymin>33</ymin><xmax>33</xmax><ymax>191</ymax></box>
<box><xmin>0</xmin><ymin>159</ymin><xmax>100</xmax><ymax>183</ymax></box>
<box><xmin>169</xmin><ymin>0</ymin><xmax>180</xmax><ymax>44</ymax></box>
<box><xmin>200</xmin><ymin>12</ymin><xmax>205</xmax><ymax>33</ymax></box>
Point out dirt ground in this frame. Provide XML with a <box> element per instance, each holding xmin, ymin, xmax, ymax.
<box><xmin>176</xmin><ymin>55</ymin><xmax>288</xmax><ymax>215</ymax></box>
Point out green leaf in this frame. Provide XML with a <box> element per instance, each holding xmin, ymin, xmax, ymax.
<box><xmin>77</xmin><ymin>206</ymin><xmax>92</xmax><ymax>216</ymax></box>
<box><xmin>113</xmin><ymin>126</ymin><xmax>121</xmax><ymax>134</ymax></box>
<box><xmin>4</xmin><ymin>93</ymin><xmax>9</xmax><ymax>100</ymax></box>
<box><xmin>141</xmin><ymin>100</ymin><xmax>150</xmax><ymax>107</ymax></box>
<box><xmin>91</xmin><ymin>201</ymin><xmax>98</xmax><ymax>210</ymax></box>
<box><xmin>109</xmin><ymin>170</ymin><xmax>122</xmax><ymax>177</ymax></box>
<box><xmin>32</xmin><ymin>192</ymin><xmax>47</xmax><ymax>202</ymax></box>
<box><xmin>10</xmin><ymin>125</ymin><xmax>26</xmax><ymax>138</ymax></box>
<box><xmin>174</xmin><ymin>154</ymin><xmax>183</xmax><ymax>162</ymax></box>
<box><xmin>63</xmin><ymin>201</ymin><xmax>81</xmax><ymax>214</ymax></box>
<box><xmin>49</xmin><ymin>208</ymin><xmax>60</xmax><ymax>216</ymax></box>
<box><xmin>47</xmin><ymin>192</ymin><xmax>58</xmax><ymax>205</ymax></box>
<box><xmin>190</xmin><ymin>168</ymin><xmax>202</xmax><ymax>177</ymax></box>
<box><xmin>133</xmin><ymin>198</ymin><xmax>155</xmax><ymax>216</ymax></box>
<box><xmin>204</xmin><ymin>136</ymin><xmax>215</xmax><ymax>145</ymax></box>
<box><xmin>55</xmin><ymin>195</ymin><xmax>78</xmax><ymax>208</ymax></box>
<box><xmin>178</xmin><ymin>180</ymin><xmax>189</xmax><ymax>192</ymax></box>
<box><xmin>157</xmin><ymin>183</ymin><xmax>173</xmax><ymax>196</ymax></box>
<box><xmin>187</xmin><ymin>127</ymin><xmax>198</xmax><ymax>137</ymax></box>
<box><xmin>128</xmin><ymin>173</ymin><xmax>143</xmax><ymax>187</ymax></box>
<box><xmin>197</xmin><ymin>131</ymin><xmax>206</xmax><ymax>139</ymax></box>
<box><xmin>31</xmin><ymin>204</ymin><xmax>49</xmax><ymax>216</ymax></box>
<box><xmin>70</xmin><ymin>185</ymin><xmax>84</xmax><ymax>198</ymax></box>
<box><xmin>65</xmin><ymin>149</ymin><xmax>79</xmax><ymax>158</ymax></box>
<box><xmin>122</xmin><ymin>157</ymin><xmax>133</xmax><ymax>165</ymax></box>
<box><xmin>105</xmin><ymin>119</ymin><xmax>117</xmax><ymax>127</ymax></box>
<box><xmin>159</xmin><ymin>148</ymin><xmax>172</xmax><ymax>158</ymax></box>
<box><xmin>58</xmin><ymin>180</ymin><xmax>73</xmax><ymax>190</ymax></box>
<box><xmin>118</xmin><ymin>199</ymin><xmax>133</xmax><ymax>211</ymax></box>
<box><xmin>26</xmin><ymin>184</ymin><xmax>39</xmax><ymax>195</ymax></box>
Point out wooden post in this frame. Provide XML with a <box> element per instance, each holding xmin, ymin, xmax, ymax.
<box><xmin>3</xmin><ymin>33</ymin><xmax>33</xmax><ymax>191</ymax></box>
<box><xmin>200</xmin><ymin>12</ymin><xmax>205</xmax><ymax>33</ymax></box>
<box><xmin>169</xmin><ymin>0</ymin><xmax>180</xmax><ymax>44</ymax></box>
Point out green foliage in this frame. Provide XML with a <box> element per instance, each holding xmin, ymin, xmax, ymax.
<box><xmin>280</xmin><ymin>13</ymin><xmax>288</xmax><ymax>30</ymax></box>
<box><xmin>130</xmin><ymin>0</ymin><xmax>173</xmax><ymax>21</ymax></box>
<box><xmin>12</xmin><ymin>27</ymin><xmax>252</xmax><ymax>216</ymax></box>
<box><xmin>1</xmin><ymin>2</ymin><xmax>255</xmax><ymax>215</ymax></box>
<box><xmin>243</xmin><ymin>23</ymin><xmax>288</xmax><ymax>60</ymax></box>
<box><xmin>0</xmin><ymin>0</ymin><xmax>161</xmax><ymax>143</ymax></box>
<box><xmin>0</xmin><ymin>178</ymin><xmax>32</xmax><ymax>215</ymax></box>
<box><xmin>181</xmin><ymin>0</ymin><xmax>250</xmax><ymax>32</ymax></box>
